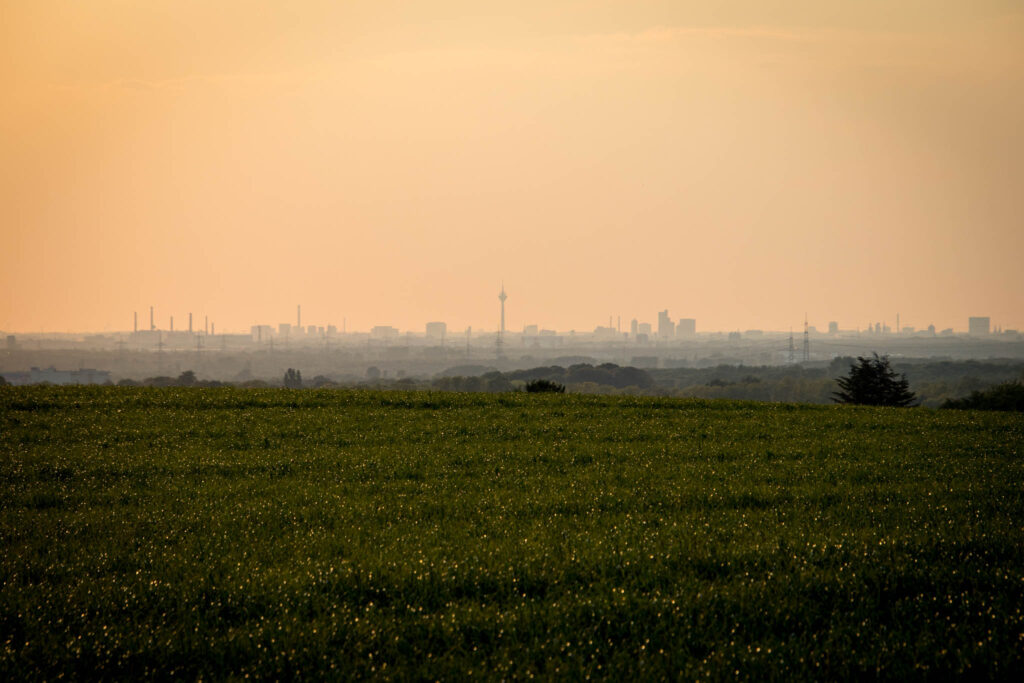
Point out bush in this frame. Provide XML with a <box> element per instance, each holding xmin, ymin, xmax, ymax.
<box><xmin>525</xmin><ymin>379</ymin><xmax>565</xmax><ymax>393</ymax></box>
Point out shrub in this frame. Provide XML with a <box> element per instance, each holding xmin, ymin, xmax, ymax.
<box><xmin>525</xmin><ymin>379</ymin><xmax>565</xmax><ymax>393</ymax></box>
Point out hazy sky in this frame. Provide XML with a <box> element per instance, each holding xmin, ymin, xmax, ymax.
<box><xmin>3</xmin><ymin>1</ymin><xmax>1023</xmax><ymax>333</ymax></box>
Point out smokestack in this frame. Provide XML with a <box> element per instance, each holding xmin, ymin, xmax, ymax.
<box><xmin>170</xmin><ymin>316</ymin><xmax>174</xmax><ymax>333</ymax></box>
<box><xmin>150</xmin><ymin>306</ymin><xmax>154</xmax><ymax>331</ymax></box>
<box><xmin>134</xmin><ymin>311</ymin><xmax>137</xmax><ymax>333</ymax></box>
<box><xmin>189</xmin><ymin>313</ymin><xmax>193</xmax><ymax>334</ymax></box>
<box><xmin>205</xmin><ymin>316</ymin><xmax>209</xmax><ymax>335</ymax></box>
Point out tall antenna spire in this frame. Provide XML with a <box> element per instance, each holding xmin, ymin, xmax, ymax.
<box><xmin>497</xmin><ymin>283</ymin><xmax>507</xmax><ymax>359</ymax></box>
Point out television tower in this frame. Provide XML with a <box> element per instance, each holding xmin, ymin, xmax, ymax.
<box><xmin>497</xmin><ymin>283</ymin><xmax>507</xmax><ymax>358</ymax></box>
<box><xmin>802</xmin><ymin>314</ymin><xmax>810</xmax><ymax>363</ymax></box>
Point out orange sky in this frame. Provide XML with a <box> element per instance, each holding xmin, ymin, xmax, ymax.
<box><xmin>3</xmin><ymin>1</ymin><xmax>1023</xmax><ymax>334</ymax></box>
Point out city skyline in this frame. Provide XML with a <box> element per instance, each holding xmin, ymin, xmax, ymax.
<box><xmin>0</xmin><ymin>291</ymin><xmax>1011</xmax><ymax>338</ymax></box>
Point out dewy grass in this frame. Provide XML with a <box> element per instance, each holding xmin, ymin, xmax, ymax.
<box><xmin>1</xmin><ymin>386</ymin><xmax>1022</xmax><ymax>679</ymax></box>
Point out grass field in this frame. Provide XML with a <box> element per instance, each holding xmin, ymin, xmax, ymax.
<box><xmin>1</xmin><ymin>387</ymin><xmax>1022</xmax><ymax>680</ymax></box>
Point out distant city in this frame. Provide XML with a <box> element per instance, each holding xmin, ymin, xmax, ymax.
<box><xmin>3</xmin><ymin>288</ymin><xmax>1016</xmax><ymax>352</ymax></box>
<box><xmin>2</xmin><ymin>286</ymin><xmax>1021</xmax><ymax>388</ymax></box>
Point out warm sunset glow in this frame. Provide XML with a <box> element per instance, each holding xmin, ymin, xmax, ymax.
<box><xmin>3</xmin><ymin>1</ymin><xmax>1022</xmax><ymax>333</ymax></box>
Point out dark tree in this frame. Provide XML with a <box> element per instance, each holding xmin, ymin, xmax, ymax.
<box><xmin>283</xmin><ymin>368</ymin><xmax>303</xmax><ymax>389</ymax></box>
<box><xmin>833</xmin><ymin>354</ymin><xmax>916</xmax><ymax>406</ymax></box>
<box><xmin>177</xmin><ymin>370</ymin><xmax>197</xmax><ymax>386</ymax></box>
<box><xmin>525</xmin><ymin>379</ymin><xmax>566</xmax><ymax>393</ymax></box>
<box><xmin>482</xmin><ymin>371</ymin><xmax>513</xmax><ymax>392</ymax></box>
<box><xmin>941</xmin><ymin>381</ymin><xmax>1024</xmax><ymax>412</ymax></box>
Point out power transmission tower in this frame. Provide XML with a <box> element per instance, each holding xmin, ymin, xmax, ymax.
<box><xmin>802</xmin><ymin>315</ymin><xmax>810</xmax><ymax>363</ymax></box>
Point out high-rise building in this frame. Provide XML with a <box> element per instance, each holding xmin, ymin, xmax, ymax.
<box><xmin>828</xmin><ymin>321</ymin><xmax>839</xmax><ymax>335</ymax></box>
<box><xmin>630</xmin><ymin>319</ymin><xmax>639</xmax><ymax>338</ymax></box>
<box><xmin>677</xmin><ymin>318</ymin><xmax>696</xmax><ymax>336</ymax></box>
<box><xmin>968</xmin><ymin>317</ymin><xmax>990</xmax><ymax>335</ymax></box>
<box><xmin>657</xmin><ymin>310</ymin><xmax>675</xmax><ymax>339</ymax></box>
<box><xmin>251</xmin><ymin>324</ymin><xmax>274</xmax><ymax>341</ymax></box>
<box><xmin>426</xmin><ymin>321</ymin><xmax>447</xmax><ymax>342</ymax></box>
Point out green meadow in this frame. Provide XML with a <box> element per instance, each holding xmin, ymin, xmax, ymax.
<box><xmin>1</xmin><ymin>387</ymin><xmax>1022</xmax><ymax>680</ymax></box>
